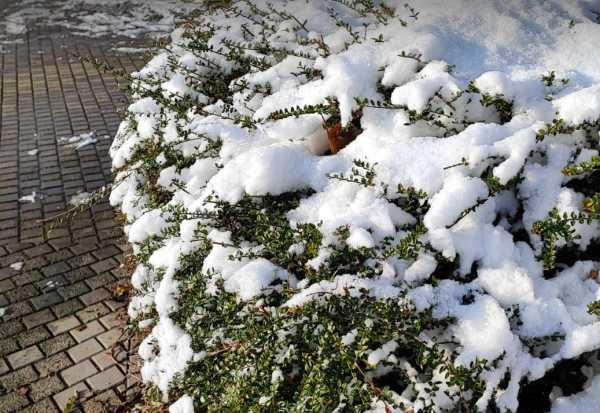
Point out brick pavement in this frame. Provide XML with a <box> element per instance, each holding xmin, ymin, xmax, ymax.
<box><xmin>0</xmin><ymin>21</ymin><xmax>148</xmax><ymax>413</ymax></box>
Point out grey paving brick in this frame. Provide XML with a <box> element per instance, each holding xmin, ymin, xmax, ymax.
<box><xmin>52</xmin><ymin>298</ymin><xmax>85</xmax><ymax>318</ymax></box>
<box><xmin>96</xmin><ymin>328</ymin><xmax>121</xmax><ymax>349</ymax></box>
<box><xmin>2</xmin><ymin>301</ymin><xmax>34</xmax><ymax>320</ymax></box>
<box><xmin>34</xmin><ymin>351</ymin><xmax>73</xmax><ymax>377</ymax></box>
<box><xmin>22</xmin><ymin>397</ymin><xmax>60</xmax><ymax>413</ymax></box>
<box><xmin>0</xmin><ymin>319</ymin><xmax>24</xmax><ymax>339</ymax></box>
<box><xmin>42</xmin><ymin>261</ymin><xmax>71</xmax><ymax>277</ymax></box>
<box><xmin>39</xmin><ymin>333</ymin><xmax>76</xmax><ymax>356</ymax></box>
<box><xmin>85</xmin><ymin>272</ymin><xmax>116</xmax><ymax>290</ymax></box>
<box><xmin>30</xmin><ymin>290</ymin><xmax>63</xmax><ymax>310</ymax></box>
<box><xmin>61</xmin><ymin>359</ymin><xmax>98</xmax><ymax>386</ymax></box>
<box><xmin>70</xmin><ymin>320</ymin><xmax>105</xmax><ymax>343</ymax></box>
<box><xmin>6</xmin><ymin>345</ymin><xmax>44</xmax><ymax>369</ymax></box>
<box><xmin>22</xmin><ymin>309</ymin><xmax>55</xmax><ymax>329</ymax></box>
<box><xmin>68</xmin><ymin>338</ymin><xmax>103</xmax><ymax>363</ymax></box>
<box><xmin>86</xmin><ymin>366</ymin><xmax>124</xmax><ymax>392</ymax></box>
<box><xmin>53</xmin><ymin>382</ymin><xmax>90</xmax><ymax>411</ymax></box>
<box><xmin>91</xmin><ymin>350</ymin><xmax>117</xmax><ymax>371</ymax></box>
<box><xmin>29</xmin><ymin>375</ymin><xmax>65</xmax><ymax>402</ymax></box>
<box><xmin>0</xmin><ymin>366</ymin><xmax>38</xmax><ymax>390</ymax></box>
<box><xmin>57</xmin><ymin>281</ymin><xmax>90</xmax><ymax>300</ymax></box>
<box><xmin>47</xmin><ymin>315</ymin><xmax>80</xmax><ymax>335</ymax></box>
<box><xmin>0</xmin><ymin>338</ymin><xmax>19</xmax><ymax>356</ymax></box>
<box><xmin>16</xmin><ymin>325</ymin><xmax>51</xmax><ymax>347</ymax></box>
<box><xmin>63</xmin><ymin>266</ymin><xmax>95</xmax><ymax>283</ymax></box>
<box><xmin>0</xmin><ymin>278</ymin><xmax>15</xmax><ymax>293</ymax></box>
<box><xmin>80</xmin><ymin>288</ymin><xmax>112</xmax><ymax>306</ymax></box>
<box><xmin>0</xmin><ymin>391</ymin><xmax>30</xmax><ymax>411</ymax></box>
<box><xmin>82</xmin><ymin>388</ymin><xmax>121</xmax><ymax>412</ymax></box>
<box><xmin>90</xmin><ymin>258</ymin><xmax>118</xmax><ymax>274</ymax></box>
<box><xmin>77</xmin><ymin>302</ymin><xmax>110</xmax><ymax>323</ymax></box>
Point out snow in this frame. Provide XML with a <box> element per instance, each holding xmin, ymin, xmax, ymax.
<box><xmin>1</xmin><ymin>0</ymin><xmax>199</xmax><ymax>40</ymax></box>
<box><xmin>9</xmin><ymin>262</ymin><xmax>23</xmax><ymax>271</ymax></box>
<box><xmin>207</xmin><ymin>144</ymin><xmax>319</xmax><ymax>203</ymax></box>
<box><xmin>112</xmin><ymin>47</ymin><xmax>150</xmax><ymax>54</ymax></box>
<box><xmin>27</xmin><ymin>149</ymin><xmax>38</xmax><ymax>156</ymax></box>
<box><xmin>108</xmin><ymin>1</ymin><xmax>600</xmax><ymax>411</ymax></box>
<box><xmin>551</xmin><ymin>375</ymin><xmax>600</xmax><ymax>413</ymax></box>
<box><xmin>474</xmin><ymin>71</ymin><xmax>516</xmax><ymax>99</ymax></box>
<box><xmin>554</xmin><ymin>84</ymin><xmax>600</xmax><ymax>124</ymax></box>
<box><xmin>404</xmin><ymin>253</ymin><xmax>437</xmax><ymax>285</ymax></box>
<box><xmin>59</xmin><ymin>131</ymin><xmax>98</xmax><ymax>150</ymax></box>
<box><xmin>68</xmin><ymin>192</ymin><xmax>90</xmax><ymax>206</ymax></box>
<box><xmin>477</xmin><ymin>263</ymin><xmax>535</xmax><ymax>306</ymax></box>
<box><xmin>224</xmin><ymin>259</ymin><xmax>294</xmax><ymax>301</ymax></box>
<box><xmin>423</xmin><ymin>174</ymin><xmax>489</xmax><ymax>230</ymax></box>
<box><xmin>367</xmin><ymin>340</ymin><xmax>398</xmax><ymax>367</ymax></box>
<box><xmin>18</xmin><ymin>191</ymin><xmax>36</xmax><ymax>203</ymax></box>
<box><xmin>169</xmin><ymin>395</ymin><xmax>194</xmax><ymax>413</ymax></box>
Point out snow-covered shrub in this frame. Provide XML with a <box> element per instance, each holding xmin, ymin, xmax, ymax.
<box><xmin>109</xmin><ymin>1</ymin><xmax>600</xmax><ymax>412</ymax></box>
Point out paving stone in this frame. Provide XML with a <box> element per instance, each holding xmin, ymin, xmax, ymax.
<box><xmin>70</xmin><ymin>240</ymin><xmax>98</xmax><ymax>256</ymax></box>
<box><xmin>16</xmin><ymin>325</ymin><xmax>51</xmax><ymax>347</ymax></box>
<box><xmin>96</xmin><ymin>328</ymin><xmax>121</xmax><ymax>349</ymax></box>
<box><xmin>104</xmin><ymin>299</ymin><xmax>126</xmax><ymax>311</ymax></box>
<box><xmin>7</xmin><ymin>345</ymin><xmax>44</xmax><ymax>369</ymax></box>
<box><xmin>68</xmin><ymin>338</ymin><xmax>103</xmax><ymax>363</ymax></box>
<box><xmin>34</xmin><ymin>351</ymin><xmax>73</xmax><ymax>377</ymax></box>
<box><xmin>0</xmin><ymin>338</ymin><xmax>19</xmax><ymax>356</ymax></box>
<box><xmin>98</xmin><ymin>311</ymin><xmax>123</xmax><ymax>330</ymax></box>
<box><xmin>2</xmin><ymin>301</ymin><xmax>33</xmax><ymax>321</ymax></box>
<box><xmin>12</xmin><ymin>270</ymin><xmax>43</xmax><ymax>287</ymax></box>
<box><xmin>0</xmin><ymin>319</ymin><xmax>24</xmax><ymax>339</ymax></box>
<box><xmin>85</xmin><ymin>273</ymin><xmax>116</xmax><ymax>290</ymax></box>
<box><xmin>47</xmin><ymin>315</ymin><xmax>80</xmax><ymax>335</ymax></box>
<box><xmin>64</xmin><ymin>266</ymin><xmax>95</xmax><ymax>283</ymax></box>
<box><xmin>91</xmin><ymin>350</ymin><xmax>117</xmax><ymax>371</ymax></box>
<box><xmin>91</xmin><ymin>245</ymin><xmax>120</xmax><ymax>261</ymax></box>
<box><xmin>61</xmin><ymin>359</ymin><xmax>98</xmax><ymax>386</ymax></box>
<box><xmin>22</xmin><ymin>256</ymin><xmax>49</xmax><ymax>271</ymax></box>
<box><xmin>86</xmin><ymin>365</ymin><xmax>125</xmax><ymax>392</ymax></box>
<box><xmin>52</xmin><ymin>298</ymin><xmax>85</xmax><ymax>318</ymax></box>
<box><xmin>30</xmin><ymin>291</ymin><xmax>63</xmax><ymax>310</ymax></box>
<box><xmin>45</xmin><ymin>249</ymin><xmax>74</xmax><ymax>264</ymax></box>
<box><xmin>67</xmin><ymin>253</ymin><xmax>96</xmax><ymax>268</ymax></box>
<box><xmin>39</xmin><ymin>333</ymin><xmax>76</xmax><ymax>356</ymax></box>
<box><xmin>90</xmin><ymin>258</ymin><xmax>118</xmax><ymax>274</ymax></box>
<box><xmin>23</xmin><ymin>243</ymin><xmax>53</xmax><ymax>258</ymax></box>
<box><xmin>82</xmin><ymin>388</ymin><xmax>121</xmax><ymax>412</ymax></box>
<box><xmin>0</xmin><ymin>366</ymin><xmax>38</xmax><ymax>390</ymax></box>
<box><xmin>77</xmin><ymin>302</ymin><xmax>110</xmax><ymax>323</ymax></box>
<box><xmin>0</xmin><ymin>278</ymin><xmax>15</xmax><ymax>293</ymax></box>
<box><xmin>22</xmin><ymin>397</ymin><xmax>60</xmax><ymax>413</ymax></box>
<box><xmin>7</xmin><ymin>283</ymin><xmax>39</xmax><ymax>303</ymax></box>
<box><xmin>47</xmin><ymin>237</ymin><xmax>71</xmax><ymax>250</ymax></box>
<box><xmin>41</xmin><ymin>261</ymin><xmax>71</xmax><ymax>277</ymax></box>
<box><xmin>70</xmin><ymin>320</ymin><xmax>105</xmax><ymax>343</ymax></box>
<box><xmin>57</xmin><ymin>281</ymin><xmax>90</xmax><ymax>300</ymax></box>
<box><xmin>29</xmin><ymin>375</ymin><xmax>65</xmax><ymax>402</ymax></box>
<box><xmin>54</xmin><ymin>382</ymin><xmax>90</xmax><ymax>411</ymax></box>
<box><xmin>22</xmin><ymin>309</ymin><xmax>55</xmax><ymax>329</ymax></box>
<box><xmin>0</xmin><ymin>391</ymin><xmax>30</xmax><ymax>411</ymax></box>
<box><xmin>0</xmin><ymin>358</ymin><xmax>9</xmax><ymax>375</ymax></box>
<box><xmin>80</xmin><ymin>288</ymin><xmax>112</xmax><ymax>306</ymax></box>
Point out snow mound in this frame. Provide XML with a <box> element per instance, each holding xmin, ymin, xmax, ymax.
<box><xmin>110</xmin><ymin>1</ymin><xmax>600</xmax><ymax>412</ymax></box>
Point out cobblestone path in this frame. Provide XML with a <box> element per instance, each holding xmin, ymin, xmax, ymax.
<box><xmin>0</xmin><ymin>22</ymin><xmax>148</xmax><ymax>412</ymax></box>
